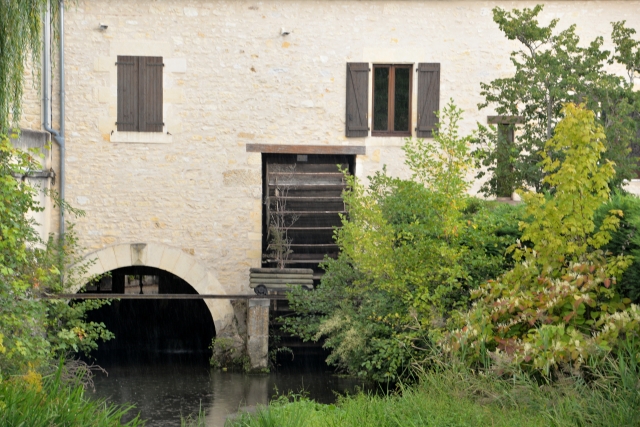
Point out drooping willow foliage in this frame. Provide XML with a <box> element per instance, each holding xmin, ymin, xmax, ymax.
<box><xmin>0</xmin><ymin>0</ymin><xmax>61</xmax><ymax>134</ymax></box>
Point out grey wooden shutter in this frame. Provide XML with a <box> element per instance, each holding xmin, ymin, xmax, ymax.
<box><xmin>416</xmin><ymin>63</ymin><xmax>440</xmax><ymax>138</ymax></box>
<box><xmin>345</xmin><ymin>63</ymin><xmax>369</xmax><ymax>137</ymax></box>
<box><xmin>117</xmin><ymin>56</ymin><xmax>138</xmax><ymax>132</ymax></box>
<box><xmin>140</xmin><ymin>56</ymin><xmax>163</xmax><ymax>132</ymax></box>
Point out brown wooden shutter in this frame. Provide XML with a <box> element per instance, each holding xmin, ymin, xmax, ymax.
<box><xmin>139</xmin><ymin>56</ymin><xmax>163</xmax><ymax>132</ymax></box>
<box><xmin>345</xmin><ymin>63</ymin><xmax>369</xmax><ymax>137</ymax></box>
<box><xmin>117</xmin><ymin>56</ymin><xmax>138</xmax><ymax>132</ymax></box>
<box><xmin>416</xmin><ymin>63</ymin><xmax>440</xmax><ymax>138</ymax></box>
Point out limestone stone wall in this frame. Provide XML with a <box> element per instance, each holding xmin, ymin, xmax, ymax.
<box><xmin>18</xmin><ymin>1</ymin><xmax>640</xmax><ymax>298</ymax></box>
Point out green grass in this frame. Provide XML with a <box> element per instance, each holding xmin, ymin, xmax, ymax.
<box><xmin>226</xmin><ymin>351</ymin><xmax>640</xmax><ymax>427</ymax></box>
<box><xmin>0</xmin><ymin>366</ymin><xmax>144</xmax><ymax>427</ymax></box>
<box><xmin>226</xmin><ymin>377</ymin><xmax>547</xmax><ymax>427</ymax></box>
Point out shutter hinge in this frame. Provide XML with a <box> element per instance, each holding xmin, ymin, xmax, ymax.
<box><xmin>147</xmin><ymin>122</ymin><xmax>165</xmax><ymax>125</ymax></box>
<box><xmin>115</xmin><ymin>61</ymin><xmax>135</xmax><ymax>65</ymax></box>
<box><xmin>115</xmin><ymin>122</ymin><xmax>134</xmax><ymax>125</ymax></box>
<box><xmin>148</xmin><ymin>63</ymin><xmax>165</xmax><ymax>67</ymax></box>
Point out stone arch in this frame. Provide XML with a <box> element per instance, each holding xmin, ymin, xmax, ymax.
<box><xmin>72</xmin><ymin>243</ymin><xmax>236</xmax><ymax>337</ymax></box>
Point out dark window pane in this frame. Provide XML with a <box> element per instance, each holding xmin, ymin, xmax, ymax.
<box><xmin>394</xmin><ymin>67</ymin><xmax>410</xmax><ymax>132</ymax></box>
<box><xmin>374</xmin><ymin>67</ymin><xmax>389</xmax><ymax>131</ymax></box>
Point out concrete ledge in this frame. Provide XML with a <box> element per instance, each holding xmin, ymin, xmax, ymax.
<box><xmin>248</xmin><ymin>299</ymin><xmax>270</xmax><ymax>307</ymax></box>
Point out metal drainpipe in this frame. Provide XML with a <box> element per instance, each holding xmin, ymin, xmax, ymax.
<box><xmin>43</xmin><ymin>0</ymin><xmax>65</xmax><ymax>241</ymax></box>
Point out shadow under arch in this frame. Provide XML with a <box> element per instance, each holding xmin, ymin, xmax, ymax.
<box><xmin>72</xmin><ymin>243</ymin><xmax>237</xmax><ymax>338</ymax></box>
<box><xmin>83</xmin><ymin>266</ymin><xmax>219</xmax><ymax>363</ymax></box>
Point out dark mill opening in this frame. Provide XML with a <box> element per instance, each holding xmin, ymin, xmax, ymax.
<box><xmin>262</xmin><ymin>153</ymin><xmax>355</xmax><ymax>366</ymax></box>
<box><xmin>78</xmin><ymin>266</ymin><xmax>215</xmax><ymax>365</ymax></box>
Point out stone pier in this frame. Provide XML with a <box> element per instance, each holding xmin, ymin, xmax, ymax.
<box><xmin>247</xmin><ymin>299</ymin><xmax>270</xmax><ymax>371</ymax></box>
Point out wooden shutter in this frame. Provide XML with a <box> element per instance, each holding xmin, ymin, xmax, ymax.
<box><xmin>416</xmin><ymin>63</ymin><xmax>440</xmax><ymax>138</ymax></box>
<box><xmin>345</xmin><ymin>63</ymin><xmax>369</xmax><ymax>137</ymax></box>
<box><xmin>117</xmin><ymin>56</ymin><xmax>138</xmax><ymax>132</ymax></box>
<box><xmin>140</xmin><ymin>56</ymin><xmax>163</xmax><ymax>132</ymax></box>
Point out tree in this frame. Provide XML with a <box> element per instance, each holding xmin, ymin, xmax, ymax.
<box><xmin>448</xmin><ymin>104</ymin><xmax>637</xmax><ymax>375</ymax></box>
<box><xmin>474</xmin><ymin>5</ymin><xmax>640</xmax><ymax>196</ymax></box>
<box><xmin>0</xmin><ymin>0</ymin><xmax>62</xmax><ymax>133</ymax></box>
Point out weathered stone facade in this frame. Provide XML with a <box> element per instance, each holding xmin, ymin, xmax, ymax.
<box><xmin>18</xmin><ymin>1</ymin><xmax>640</xmax><ymax>335</ymax></box>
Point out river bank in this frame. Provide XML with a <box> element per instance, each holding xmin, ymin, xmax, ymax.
<box><xmin>227</xmin><ymin>363</ymin><xmax>640</xmax><ymax>427</ymax></box>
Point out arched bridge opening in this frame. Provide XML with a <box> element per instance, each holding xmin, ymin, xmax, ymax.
<box><xmin>80</xmin><ymin>266</ymin><xmax>216</xmax><ymax>364</ymax></box>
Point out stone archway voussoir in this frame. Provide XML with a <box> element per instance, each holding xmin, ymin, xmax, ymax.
<box><xmin>172</xmin><ymin>252</ymin><xmax>197</xmax><ymax>281</ymax></box>
<box><xmin>145</xmin><ymin>244</ymin><xmax>165</xmax><ymax>269</ymax></box>
<box><xmin>96</xmin><ymin>245</ymin><xmax>118</xmax><ymax>272</ymax></box>
<box><xmin>112</xmin><ymin>244</ymin><xmax>132</xmax><ymax>268</ymax></box>
<box><xmin>158</xmin><ymin>246</ymin><xmax>183</xmax><ymax>272</ymax></box>
<box><xmin>72</xmin><ymin>243</ymin><xmax>237</xmax><ymax>337</ymax></box>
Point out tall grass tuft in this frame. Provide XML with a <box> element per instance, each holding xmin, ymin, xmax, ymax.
<box><xmin>0</xmin><ymin>364</ymin><xmax>144</xmax><ymax>426</ymax></box>
<box><xmin>226</xmin><ymin>344</ymin><xmax>640</xmax><ymax>427</ymax></box>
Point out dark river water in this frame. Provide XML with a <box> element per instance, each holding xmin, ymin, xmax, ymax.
<box><xmin>82</xmin><ymin>295</ymin><xmax>371</xmax><ymax>425</ymax></box>
<box><xmin>91</xmin><ymin>357</ymin><xmax>370</xmax><ymax>426</ymax></box>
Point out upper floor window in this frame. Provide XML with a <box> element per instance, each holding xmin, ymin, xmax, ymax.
<box><xmin>345</xmin><ymin>62</ymin><xmax>440</xmax><ymax>138</ymax></box>
<box><xmin>372</xmin><ymin>64</ymin><xmax>412</xmax><ymax>136</ymax></box>
<box><xmin>116</xmin><ymin>56</ymin><xmax>163</xmax><ymax>132</ymax></box>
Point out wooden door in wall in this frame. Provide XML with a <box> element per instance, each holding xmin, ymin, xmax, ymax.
<box><xmin>262</xmin><ymin>154</ymin><xmax>355</xmax><ymax>283</ymax></box>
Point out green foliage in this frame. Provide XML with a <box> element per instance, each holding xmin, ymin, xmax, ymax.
<box><xmin>0</xmin><ymin>133</ymin><xmax>112</xmax><ymax>376</ymax></box>
<box><xmin>610</xmin><ymin>20</ymin><xmax>640</xmax><ymax>85</ymax></box>
<box><xmin>283</xmin><ymin>102</ymin><xmax>522</xmax><ymax>381</ymax></box>
<box><xmin>209</xmin><ymin>337</ymin><xmax>249</xmax><ymax>371</ymax></box>
<box><xmin>338</xmin><ymin>102</ymin><xmax>475</xmax><ymax>321</ymax></box>
<box><xmin>181</xmin><ymin>404</ymin><xmax>207</xmax><ymax>427</ymax></box>
<box><xmin>0</xmin><ymin>363</ymin><xmax>143</xmax><ymax>426</ymax></box>
<box><xmin>474</xmin><ymin>5</ymin><xmax>640</xmax><ymax>195</ymax></box>
<box><xmin>517</xmin><ymin>103</ymin><xmax>617</xmax><ymax>261</ymax></box>
<box><xmin>227</xmin><ymin>346</ymin><xmax>640</xmax><ymax>427</ymax></box>
<box><xmin>596</xmin><ymin>193</ymin><xmax>640</xmax><ymax>303</ymax></box>
<box><xmin>447</xmin><ymin>104</ymin><xmax>638</xmax><ymax>375</ymax></box>
<box><xmin>0</xmin><ymin>0</ymin><xmax>63</xmax><ymax>133</ymax></box>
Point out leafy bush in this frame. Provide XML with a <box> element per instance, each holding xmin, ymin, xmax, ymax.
<box><xmin>0</xmin><ymin>133</ymin><xmax>113</xmax><ymax>376</ymax></box>
<box><xmin>446</xmin><ymin>104</ymin><xmax>638</xmax><ymax>375</ymax></box>
<box><xmin>596</xmin><ymin>193</ymin><xmax>640</xmax><ymax>303</ymax></box>
<box><xmin>283</xmin><ymin>102</ymin><xmax>522</xmax><ymax>381</ymax></box>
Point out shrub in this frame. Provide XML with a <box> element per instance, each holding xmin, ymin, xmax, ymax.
<box><xmin>0</xmin><ymin>133</ymin><xmax>113</xmax><ymax>376</ymax></box>
<box><xmin>283</xmin><ymin>102</ymin><xmax>522</xmax><ymax>381</ymax></box>
<box><xmin>596</xmin><ymin>193</ymin><xmax>640</xmax><ymax>303</ymax></box>
<box><xmin>445</xmin><ymin>104</ymin><xmax>638</xmax><ymax>375</ymax></box>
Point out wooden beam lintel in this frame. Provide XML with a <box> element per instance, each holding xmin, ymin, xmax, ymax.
<box><xmin>246</xmin><ymin>143</ymin><xmax>366</xmax><ymax>155</ymax></box>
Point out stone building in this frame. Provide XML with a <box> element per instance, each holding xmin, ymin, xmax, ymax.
<box><xmin>17</xmin><ymin>0</ymin><xmax>640</xmax><ymax>364</ymax></box>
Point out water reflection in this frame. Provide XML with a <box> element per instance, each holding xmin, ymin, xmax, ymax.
<box><xmin>91</xmin><ymin>358</ymin><xmax>370</xmax><ymax>426</ymax></box>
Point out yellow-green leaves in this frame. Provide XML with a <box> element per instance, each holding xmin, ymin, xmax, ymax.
<box><xmin>518</xmin><ymin>104</ymin><xmax>617</xmax><ymax>262</ymax></box>
<box><xmin>447</xmin><ymin>104</ymin><xmax>635</xmax><ymax>376</ymax></box>
<box><xmin>403</xmin><ymin>100</ymin><xmax>473</xmax><ymax>239</ymax></box>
